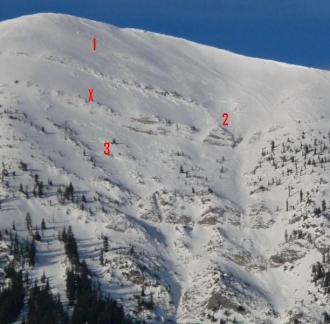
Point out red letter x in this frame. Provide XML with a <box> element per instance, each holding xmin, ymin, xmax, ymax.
<box><xmin>88</xmin><ymin>89</ymin><xmax>94</xmax><ymax>102</ymax></box>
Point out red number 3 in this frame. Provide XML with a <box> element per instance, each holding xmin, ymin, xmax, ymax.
<box><xmin>222</xmin><ymin>113</ymin><xmax>229</xmax><ymax>126</ymax></box>
<box><xmin>104</xmin><ymin>142</ymin><xmax>111</xmax><ymax>155</ymax></box>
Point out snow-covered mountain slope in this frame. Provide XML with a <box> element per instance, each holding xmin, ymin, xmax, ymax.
<box><xmin>1</xmin><ymin>13</ymin><xmax>330</xmax><ymax>323</ymax></box>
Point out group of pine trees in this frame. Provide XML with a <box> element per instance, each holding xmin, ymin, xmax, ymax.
<box><xmin>2</xmin><ymin>228</ymin><xmax>36</xmax><ymax>267</ymax></box>
<box><xmin>58</xmin><ymin>226</ymin><xmax>79</xmax><ymax>266</ymax></box>
<box><xmin>17</xmin><ymin>173</ymin><xmax>45</xmax><ymax>199</ymax></box>
<box><xmin>0</xmin><ymin>266</ymin><xmax>25</xmax><ymax>324</ymax></box>
<box><xmin>24</xmin><ymin>212</ymin><xmax>42</xmax><ymax>242</ymax></box>
<box><xmin>61</xmin><ymin>228</ymin><xmax>133</xmax><ymax>324</ymax></box>
<box><xmin>267</xmin><ymin>133</ymin><xmax>330</xmax><ymax>176</ymax></box>
<box><xmin>311</xmin><ymin>260</ymin><xmax>330</xmax><ymax>291</ymax></box>
<box><xmin>24</xmin><ymin>280</ymin><xmax>68</xmax><ymax>324</ymax></box>
<box><xmin>99</xmin><ymin>235</ymin><xmax>109</xmax><ymax>266</ymax></box>
<box><xmin>268</xmin><ymin>134</ymin><xmax>330</xmax><ymax>218</ymax></box>
<box><xmin>284</xmin><ymin>228</ymin><xmax>312</xmax><ymax>244</ymax></box>
<box><xmin>0</xmin><ymin>226</ymin><xmax>134</xmax><ymax>323</ymax></box>
<box><xmin>310</xmin><ymin>257</ymin><xmax>330</xmax><ymax>323</ymax></box>
<box><xmin>66</xmin><ymin>261</ymin><xmax>130</xmax><ymax>324</ymax></box>
<box><xmin>0</xmin><ymin>232</ymin><xmax>36</xmax><ymax>323</ymax></box>
<box><xmin>57</xmin><ymin>182</ymin><xmax>75</xmax><ymax>204</ymax></box>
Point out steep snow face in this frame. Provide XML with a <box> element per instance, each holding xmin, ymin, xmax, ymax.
<box><xmin>1</xmin><ymin>13</ymin><xmax>330</xmax><ymax>323</ymax></box>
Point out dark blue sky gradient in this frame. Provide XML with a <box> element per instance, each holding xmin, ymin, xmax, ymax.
<box><xmin>1</xmin><ymin>0</ymin><xmax>330</xmax><ymax>69</ymax></box>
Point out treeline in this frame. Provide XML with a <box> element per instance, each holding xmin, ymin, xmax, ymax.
<box><xmin>67</xmin><ymin>261</ymin><xmax>129</xmax><ymax>324</ymax></box>
<box><xmin>0</xmin><ymin>266</ymin><xmax>25</xmax><ymax>324</ymax></box>
<box><xmin>60</xmin><ymin>225</ymin><xmax>134</xmax><ymax>324</ymax></box>
<box><xmin>21</xmin><ymin>226</ymin><xmax>134</xmax><ymax>323</ymax></box>
<box><xmin>24</xmin><ymin>280</ymin><xmax>68</xmax><ymax>324</ymax></box>
<box><xmin>0</xmin><ymin>226</ymin><xmax>135</xmax><ymax>323</ymax></box>
<box><xmin>0</xmin><ymin>228</ymin><xmax>38</xmax><ymax>324</ymax></box>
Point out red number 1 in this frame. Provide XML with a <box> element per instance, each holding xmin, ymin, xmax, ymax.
<box><xmin>222</xmin><ymin>113</ymin><xmax>229</xmax><ymax>126</ymax></box>
<box><xmin>104</xmin><ymin>142</ymin><xmax>111</xmax><ymax>155</ymax></box>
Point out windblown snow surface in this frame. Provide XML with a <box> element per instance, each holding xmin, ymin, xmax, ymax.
<box><xmin>1</xmin><ymin>13</ymin><xmax>330</xmax><ymax>323</ymax></box>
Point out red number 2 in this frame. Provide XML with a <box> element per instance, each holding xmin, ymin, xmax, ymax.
<box><xmin>104</xmin><ymin>142</ymin><xmax>111</xmax><ymax>155</ymax></box>
<box><xmin>222</xmin><ymin>113</ymin><xmax>229</xmax><ymax>126</ymax></box>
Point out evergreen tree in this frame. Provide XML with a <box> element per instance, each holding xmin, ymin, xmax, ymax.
<box><xmin>68</xmin><ymin>182</ymin><xmax>74</xmax><ymax>200</ymax></box>
<box><xmin>25</xmin><ymin>212</ymin><xmax>32</xmax><ymax>232</ymax></box>
<box><xmin>322</xmin><ymin>200</ymin><xmax>327</xmax><ymax>212</ymax></box>
<box><xmin>33</xmin><ymin>230</ymin><xmax>41</xmax><ymax>242</ymax></box>
<box><xmin>61</xmin><ymin>226</ymin><xmax>67</xmax><ymax>242</ymax></box>
<box><xmin>28</xmin><ymin>241</ymin><xmax>36</xmax><ymax>266</ymax></box>
<box><xmin>271</xmin><ymin>140</ymin><xmax>275</xmax><ymax>152</ymax></box>
<box><xmin>19</xmin><ymin>161</ymin><xmax>27</xmax><ymax>171</ymax></box>
<box><xmin>34</xmin><ymin>174</ymin><xmax>39</xmax><ymax>185</ymax></box>
<box><xmin>38</xmin><ymin>181</ymin><xmax>44</xmax><ymax>198</ymax></box>
<box><xmin>41</xmin><ymin>219</ymin><xmax>46</xmax><ymax>230</ymax></box>
<box><xmin>57</xmin><ymin>187</ymin><xmax>62</xmax><ymax>199</ymax></box>
<box><xmin>103</xmin><ymin>235</ymin><xmax>109</xmax><ymax>253</ymax></box>
<box><xmin>100</xmin><ymin>248</ymin><xmax>104</xmax><ymax>266</ymax></box>
<box><xmin>41</xmin><ymin>271</ymin><xmax>46</xmax><ymax>284</ymax></box>
<box><xmin>323</xmin><ymin>312</ymin><xmax>330</xmax><ymax>324</ymax></box>
<box><xmin>67</xmin><ymin>225</ymin><xmax>72</xmax><ymax>237</ymax></box>
<box><xmin>66</xmin><ymin>268</ymin><xmax>76</xmax><ymax>306</ymax></box>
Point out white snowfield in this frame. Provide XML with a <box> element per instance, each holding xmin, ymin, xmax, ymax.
<box><xmin>1</xmin><ymin>13</ymin><xmax>330</xmax><ymax>323</ymax></box>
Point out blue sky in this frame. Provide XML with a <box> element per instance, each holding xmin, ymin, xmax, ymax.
<box><xmin>1</xmin><ymin>0</ymin><xmax>330</xmax><ymax>69</ymax></box>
